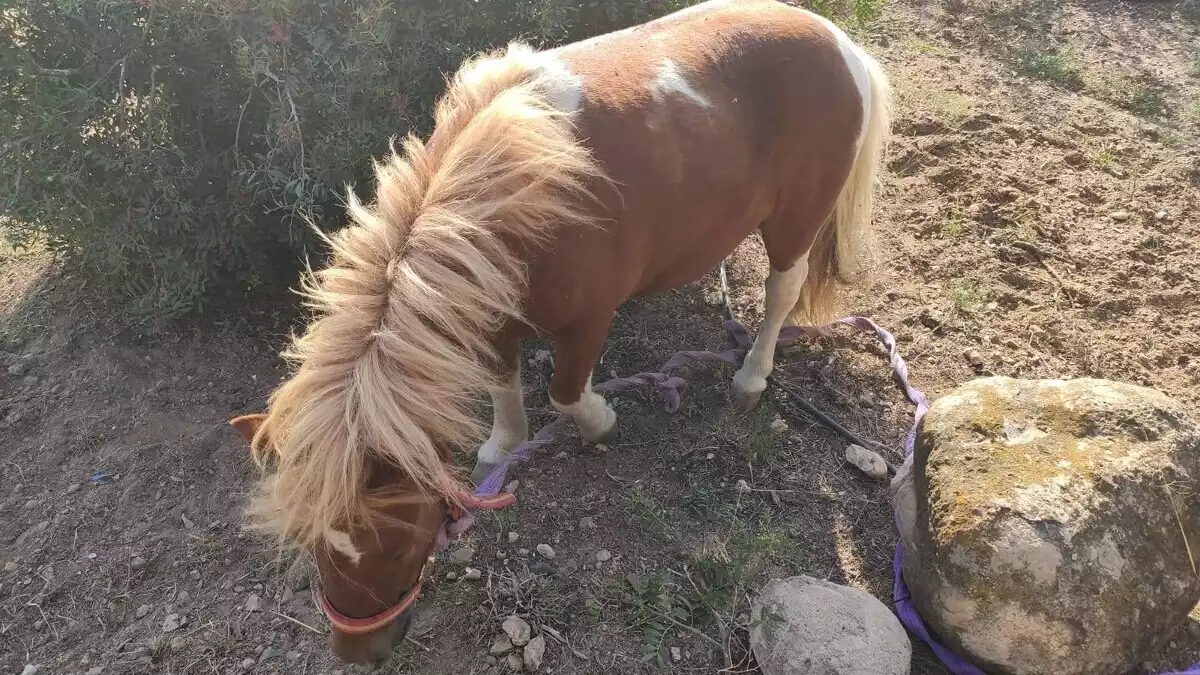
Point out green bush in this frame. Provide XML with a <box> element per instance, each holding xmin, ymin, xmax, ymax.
<box><xmin>0</xmin><ymin>0</ymin><xmax>874</xmax><ymax>320</ymax></box>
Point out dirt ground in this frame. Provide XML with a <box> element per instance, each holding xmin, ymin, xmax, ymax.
<box><xmin>3</xmin><ymin>1</ymin><xmax>1199</xmax><ymax>674</ymax></box>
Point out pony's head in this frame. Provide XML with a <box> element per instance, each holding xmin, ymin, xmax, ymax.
<box><xmin>231</xmin><ymin>414</ymin><xmax>455</xmax><ymax>664</ymax></box>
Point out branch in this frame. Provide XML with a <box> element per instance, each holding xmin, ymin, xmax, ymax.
<box><xmin>0</xmin><ymin>135</ymin><xmax>35</xmax><ymax>157</ymax></box>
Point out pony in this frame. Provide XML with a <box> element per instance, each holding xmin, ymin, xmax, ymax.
<box><xmin>230</xmin><ymin>0</ymin><xmax>891</xmax><ymax>664</ymax></box>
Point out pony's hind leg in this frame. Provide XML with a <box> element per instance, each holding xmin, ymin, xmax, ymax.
<box><xmin>732</xmin><ymin>252</ymin><xmax>810</xmax><ymax>411</ymax></box>
<box><xmin>549</xmin><ymin>320</ymin><xmax>617</xmax><ymax>443</ymax></box>
<box><xmin>470</xmin><ymin>356</ymin><xmax>529</xmax><ymax>486</ymax></box>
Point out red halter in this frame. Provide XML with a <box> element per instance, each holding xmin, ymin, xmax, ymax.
<box><xmin>315</xmin><ymin>485</ymin><xmax>517</xmax><ymax>636</ymax></box>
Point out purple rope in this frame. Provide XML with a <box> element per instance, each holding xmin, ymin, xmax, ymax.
<box><xmin>468</xmin><ymin>318</ymin><xmax>1200</xmax><ymax>675</ymax></box>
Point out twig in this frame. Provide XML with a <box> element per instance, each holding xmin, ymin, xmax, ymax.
<box><xmin>718</xmin><ymin>259</ymin><xmax>736</xmax><ymax>322</ymax></box>
<box><xmin>1166</xmin><ymin>488</ymin><xmax>1197</xmax><ymax>577</ymax></box>
<box><xmin>405</xmin><ymin>635</ymin><xmax>432</xmax><ymax>652</ymax></box>
<box><xmin>646</xmin><ymin>606</ymin><xmax>724</xmax><ymax>650</ymax></box>
<box><xmin>266</xmin><ymin>609</ymin><xmax>326</xmax><ymax>635</ymax></box>
<box><xmin>770</xmin><ymin>378</ymin><xmax>897</xmax><ymax>473</ymax></box>
<box><xmin>233</xmin><ymin>84</ymin><xmax>256</xmax><ymax>165</ymax></box>
<box><xmin>285</xmin><ymin>88</ymin><xmax>306</xmax><ymax>168</ymax></box>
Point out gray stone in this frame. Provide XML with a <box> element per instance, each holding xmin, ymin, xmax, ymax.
<box><xmin>502</xmin><ymin>615</ymin><xmax>531</xmax><ymax>647</ymax></box>
<box><xmin>846</xmin><ymin>444</ymin><xmax>889</xmax><ymax>480</ymax></box>
<box><xmin>505</xmin><ymin>652</ymin><xmax>524</xmax><ymax>671</ymax></box>
<box><xmin>8</xmin><ymin>362</ymin><xmax>27</xmax><ymax>377</ymax></box>
<box><xmin>20</xmin><ymin>665</ymin><xmax>39</xmax><ymax>675</ymax></box>
<box><xmin>894</xmin><ymin>377</ymin><xmax>1200</xmax><ymax>675</ymax></box>
<box><xmin>464</xmin><ymin>567</ymin><xmax>482</xmax><ymax>581</ymax></box>
<box><xmin>244</xmin><ymin>594</ymin><xmax>262</xmax><ymax>612</ymax></box>
<box><xmin>595</xmin><ymin>550</ymin><xmax>612</xmax><ymax>563</ymax></box>
<box><xmin>523</xmin><ymin>635</ymin><xmax>546</xmax><ymax>672</ymax></box>
<box><xmin>136</xmin><ymin>604</ymin><xmax>151</xmax><ymax>619</ymax></box>
<box><xmin>578</xmin><ymin>517</ymin><xmax>596</xmax><ymax>530</ymax></box>
<box><xmin>490</xmin><ymin>636</ymin><xmax>514</xmax><ymax>655</ymax></box>
<box><xmin>749</xmin><ymin>576</ymin><xmax>910</xmax><ymax>675</ymax></box>
<box><xmin>450</xmin><ymin>547</ymin><xmax>475</xmax><ymax>565</ymax></box>
<box><xmin>508</xmin><ymin>531</ymin><xmax>520</xmax><ymax>543</ymax></box>
<box><xmin>535</xmin><ymin>544</ymin><xmax>555</xmax><ymax>560</ymax></box>
<box><xmin>161</xmin><ymin>613</ymin><xmax>183</xmax><ymax>633</ymax></box>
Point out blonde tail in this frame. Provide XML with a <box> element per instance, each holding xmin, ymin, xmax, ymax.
<box><xmin>793</xmin><ymin>47</ymin><xmax>892</xmax><ymax>324</ymax></box>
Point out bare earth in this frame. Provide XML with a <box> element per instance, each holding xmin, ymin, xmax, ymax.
<box><xmin>2</xmin><ymin>1</ymin><xmax>1198</xmax><ymax>674</ymax></box>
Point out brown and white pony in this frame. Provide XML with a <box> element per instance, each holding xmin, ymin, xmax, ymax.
<box><xmin>230</xmin><ymin>0</ymin><xmax>890</xmax><ymax>664</ymax></box>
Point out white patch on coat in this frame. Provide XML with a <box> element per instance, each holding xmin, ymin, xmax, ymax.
<box><xmin>530</xmin><ymin>55</ymin><xmax>585</xmax><ymax>113</ymax></box>
<box><xmin>326</xmin><ymin>529</ymin><xmax>363</xmax><ymax>565</ymax></box>
<box><xmin>651</xmin><ymin>60</ymin><xmax>713</xmax><ymax>109</ymax></box>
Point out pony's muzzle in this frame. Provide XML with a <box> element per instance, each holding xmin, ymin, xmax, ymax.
<box><xmin>329</xmin><ymin>607</ymin><xmax>414</xmax><ymax>665</ymax></box>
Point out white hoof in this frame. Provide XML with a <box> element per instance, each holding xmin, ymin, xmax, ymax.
<box><xmin>732</xmin><ymin>370</ymin><xmax>768</xmax><ymax>413</ymax></box>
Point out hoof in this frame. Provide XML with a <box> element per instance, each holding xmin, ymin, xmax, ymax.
<box><xmin>733</xmin><ymin>387</ymin><xmax>765</xmax><ymax>413</ymax></box>
<box><xmin>470</xmin><ymin>460</ymin><xmax>501</xmax><ymax>487</ymax></box>
<box><xmin>587</xmin><ymin>423</ymin><xmax>619</xmax><ymax>447</ymax></box>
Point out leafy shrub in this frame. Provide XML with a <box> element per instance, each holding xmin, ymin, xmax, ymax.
<box><xmin>0</xmin><ymin>0</ymin><xmax>870</xmax><ymax>320</ymax></box>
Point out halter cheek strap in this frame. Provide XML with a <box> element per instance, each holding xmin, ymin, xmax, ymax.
<box><xmin>315</xmin><ymin>485</ymin><xmax>516</xmax><ymax>636</ymax></box>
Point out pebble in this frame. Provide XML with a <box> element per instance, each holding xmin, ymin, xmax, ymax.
<box><xmin>518</xmin><ymin>548</ymin><xmax>530</xmax><ymax>556</ymax></box>
<box><xmin>281</xmin><ymin>587</ymin><xmax>295</xmax><ymax>603</ymax></box>
<box><xmin>8</xmin><ymin>362</ymin><xmax>27</xmax><ymax>376</ymax></box>
<box><xmin>845</xmin><ymin>444</ymin><xmax>889</xmax><ymax>480</ymax></box>
<box><xmin>450</xmin><ymin>547</ymin><xmax>475</xmax><ymax>565</ymax></box>
<box><xmin>734</xmin><ymin>479</ymin><xmax>752</xmax><ymax>494</ymax></box>
<box><xmin>502</xmin><ymin>615</ymin><xmax>532</xmax><ymax>646</ymax></box>
<box><xmin>259</xmin><ymin>646</ymin><xmax>281</xmax><ymax>663</ymax></box>
<box><xmin>671</xmin><ymin>646</ymin><xmax>682</xmax><ymax>662</ymax></box>
<box><xmin>161</xmin><ymin>613</ymin><xmax>183</xmax><ymax>632</ymax></box>
<box><xmin>464</xmin><ymin>567</ymin><xmax>482</xmax><ymax>581</ymax></box>
<box><xmin>486</xmin><ymin>655</ymin><xmax>498</xmax><ymax>666</ymax></box>
<box><xmin>503</xmin><ymin>480</ymin><xmax>520</xmax><ymax>494</ymax></box>
<box><xmin>66</xmin><ymin>483</ymin><xmax>80</xmax><ymax>494</ymax></box>
<box><xmin>965</xmin><ymin>349</ymin><xmax>984</xmax><ymax>368</ymax></box>
<box><xmin>578</xmin><ymin>517</ymin><xmax>596</xmax><ymax>530</ymax></box>
<box><xmin>240</xmin><ymin>657</ymin><xmax>255</xmax><ymax>671</ymax></box>
<box><xmin>86</xmin><ymin>668</ymin><xmax>104</xmax><ymax>675</ymax></box>
<box><xmin>496</xmin><ymin>550</ymin><xmax>507</xmax><ymax>560</ymax></box>
<box><xmin>5</xmin><ymin>561</ymin><xmax>17</xmax><ymax>572</ymax></box>
<box><xmin>177</xmin><ymin>590</ymin><xmax>190</xmax><ymax>604</ymax></box>
<box><xmin>245</xmin><ymin>594</ymin><xmax>262</xmax><ymax>612</ymax></box>
<box><xmin>1110</xmin><ymin>210</ymin><xmax>1131</xmax><ymax>222</ymax></box>
<box><xmin>21</xmin><ymin>665</ymin><xmax>39</xmax><ymax>675</ymax></box>
<box><xmin>595</xmin><ymin>550</ymin><xmax>612</xmax><ymax>563</ymax></box>
<box><xmin>445</xmin><ymin>571</ymin><xmax>458</xmax><ymax>581</ymax></box>
<box><xmin>523</xmin><ymin>634</ymin><xmax>546</xmax><ymax>671</ymax></box>
<box><xmin>508</xmin><ymin>531</ymin><xmax>520</xmax><ymax>543</ymax></box>
<box><xmin>22</xmin><ymin>375</ymin><xmax>38</xmax><ymax>385</ymax></box>
<box><xmin>188</xmin><ymin>569</ymin><xmax>201</xmax><ymax>580</ymax></box>
<box><xmin>136</xmin><ymin>604</ymin><xmax>151</xmax><ymax>619</ymax></box>
<box><xmin>170</xmin><ymin>636</ymin><xmax>186</xmax><ymax>652</ymax></box>
<box><xmin>536</xmin><ymin>544</ymin><xmax>556</xmax><ymax>559</ymax></box>
<box><xmin>286</xmin><ymin>651</ymin><xmax>301</xmax><ymax>662</ymax></box>
<box><xmin>490</xmin><ymin>636</ymin><xmax>514</xmax><ymax>655</ymax></box>
<box><xmin>131</xmin><ymin>557</ymin><xmax>147</xmax><ymax>569</ymax></box>
<box><xmin>506</xmin><ymin>652</ymin><xmax>524</xmax><ymax>671</ymax></box>
<box><xmin>770</xmin><ymin>416</ymin><xmax>789</xmax><ymax>433</ymax></box>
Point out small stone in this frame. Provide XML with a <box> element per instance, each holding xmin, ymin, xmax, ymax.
<box><xmin>1109</xmin><ymin>210</ymin><xmax>1131</xmax><ymax>222</ymax></box>
<box><xmin>131</xmin><ymin>557</ymin><xmax>147</xmax><ymax>569</ymax></box>
<box><xmin>490</xmin><ymin>636</ymin><xmax>514</xmax><ymax>655</ymax></box>
<box><xmin>535</xmin><ymin>544</ymin><xmax>556</xmax><ymax>560</ymax></box>
<box><xmin>845</xmin><ymin>444</ymin><xmax>889</xmax><ymax>480</ymax></box>
<box><xmin>503</xmin><ymin>480</ymin><xmax>520</xmax><ymax>494</ymax></box>
<box><xmin>21</xmin><ymin>666</ymin><xmax>39</xmax><ymax>675</ymax></box>
<box><xmin>259</xmin><ymin>646</ymin><xmax>281</xmax><ymax>663</ymax></box>
<box><xmin>496</xmin><ymin>550</ymin><xmax>507</xmax><ymax>560</ymax></box>
<box><xmin>518</xmin><ymin>548</ymin><xmax>530</xmax><ymax>556</ymax></box>
<box><xmin>161</xmin><ymin>613</ymin><xmax>183</xmax><ymax>632</ymax></box>
<box><xmin>706</xmin><ymin>452</ymin><xmax>715</xmax><ymax>460</ymax></box>
<box><xmin>464</xmin><ymin>567</ymin><xmax>482</xmax><ymax>581</ymax></box>
<box><xmin>734</xmin><ymin>479</ymin><xmax>752</xmax><ymax>494</ymax></box>
<box><xmin>523</xmin><ymin>635</ymin><xmax>546</xmax><ymax>672</ymax></box>
<box><xmin>239</xmin><ymin>657</ymin><xmax>255</xmax><ymax>671</ymax></box>
<box><xmin>508</xmin><ymin>531</ymin><xmax>520</xmax><ymax>543</ymax></box>
<box><xmin>177</xmin><ymin>590</ymin><xmax>190</xmax><ymax>604</ymax></box>
<box><xmin>770</xmin><ymin>416</ymin><xmax>789</xmax><ymax>433</ymax></box>
<box><xmin>136</xmin><ymin>604</ymin><xmax>151</xmax><ymax>618</ymax></box>
<box><xmin>170</xmin><ymin>636</ymin><xmax>186</xmax><ymax>652</ymax></box>
<box><xmin>285</xmin><ymin>555</ymin><xmax>313</xmax><ymax>591</ymax></box>
<box><xmin>506</xmin><ymin>652</ymin><xmax>524</xmax><ymax>671</ymax></box>
<box><xmin>5</xmin><ymin>561</ymin><xmax>17</xmax><ymax>572</ymax></box>
<box><xmin>450</xmin><ymin>547</ymin><xmax>476</xmax><ymax>565</ymax></box>
<box><xmin>188</xmin><ymin>569</ymin><xmax>200</xmax><ymax>581</ymax></box>
<box><xmin>281</xmin><ymin>587</ymin><xmax>295</xmax><ymax>603</ymax></box>
<box><xmin>86</xmin><ymin>668</ymin><xmax>104</xmax><ymax>675</ymax></box>
<box><xmin>1155</xmin><ymin>210</ymin><xmax>1168</xmax><ymax>221</ymax></box>
<box><xmin>502</xmin><ymin>615</ymin><xmax>532</xmax><ymax>646</ymax></box>
<box><xmin>244</xmin><ymin>593</ymin><xmax>262</xmax><ymax>612</ymax></box>
<box><xmin>445</xmin><ymin>571</ymin><xmax>458</xmax><ymax>581</ymax></box>
<box><xmin>965</xmin><ymin>349</ymin><xmax>985</xmax><ymax>368</ymax></box>
<box><xmin>532</xmin><ymin>349</ymin><xmax>552</xmax><ymax>365</ymax></box>
<box><xmin>595</xmin><ymin>550</ymin><xmax>612</xmax><ymax>563</ymax></box>
<box><xmin>66</xmin><ymin>483</ymin><xmax>80</xmax><ymax>494</ymax></box>
<box><xmin>8</xmin><ymin>362</ymin><xmax>27</xmax><ymax>376</ymax></box>
<box><xmin>22</xmin><ymin>375</ymin><xmax>38</xmax><ymax>385</ymax></box>
<box><xmin>578</xmin><ymin>517</ymin><xmax>596</xmax><ymax>530</ymax></box>
<box><xmin>286</xmin><ymin>651</ymin><xmax>301</xmax><ymax>662</ymax></box>
<box><xmin>486</xmin><ymin>655</ymin><xmax>498</xmax><ymax>666</ymax></box>
<box><xmin>671</xmin><ymin>646</ymin><xmax>682</xmax><ymax>662</ymax></box>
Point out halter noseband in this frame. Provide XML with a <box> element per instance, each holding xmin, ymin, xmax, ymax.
<box><xmin>315</xmin><ymin>486</ymin><xmax>517</xmax><ymax>636</ymax></box>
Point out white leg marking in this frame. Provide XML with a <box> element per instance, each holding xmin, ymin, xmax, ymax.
<box><xmin>651</xmin><ymin>59</ymin><xmax>714</xmax><ymax>110</ymax></box>
<box><xmin>551</xmin><ymin>371</ymin><xmax>616</xmax><ymax>443</ymax></box>
<box><xmin>326</xmin><ymin>529</ymin><xmax>364</xmax><ymax>565</ymax></box>
<box><xmin>477</xmin><ymin>366</ymin><xmax>529</xmax><ymax>465</ymax></box>
<box><xmin>733</xmin><ymin>253</ymin><xmax>811</xmax><ymax>405</ymax></box>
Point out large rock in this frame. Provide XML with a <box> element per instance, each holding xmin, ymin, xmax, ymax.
<box><xmin>893</xmin><ymin>377</ymin><xmax>1200</xmax><ymax>675</ymax></box>
<box><xmin>749</xmin><ymin>575</ymin><xmax>911</xmax><ymax>675</ymax></box>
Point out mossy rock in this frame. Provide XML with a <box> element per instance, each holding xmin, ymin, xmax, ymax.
<box><xmin>892</xmin><ymin>377</ymin><xmax>1200</xmax><ymax>675</ymax></box>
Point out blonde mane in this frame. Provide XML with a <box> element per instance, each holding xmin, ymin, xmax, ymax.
<box><xmin>247</xmin><ymin>43</ymin><xmax>605</xmax><ymax>548</ymax></box>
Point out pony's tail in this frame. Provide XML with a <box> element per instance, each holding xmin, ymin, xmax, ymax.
<box><xmin>791</xmin><ymin>47</ymin><xmax>892</xmax><ymax>324</ymax></box>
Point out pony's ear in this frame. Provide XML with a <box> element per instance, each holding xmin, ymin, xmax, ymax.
<box><xmin>229</xmin><ymin>413</ymin><xmax>267</xmax><ymax>446</ymax></box>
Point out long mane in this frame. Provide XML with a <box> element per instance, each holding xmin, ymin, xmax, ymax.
<box><xmin>247</xmin><ymin>43</ymin><xmax>604</xmax><ymax>547</ymax></box>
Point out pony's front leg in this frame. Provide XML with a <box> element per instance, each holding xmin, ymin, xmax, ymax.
<box><xmin>470</xmin><ymin>360</ymin><xmax>529</xmax><ymax>486</ymax></box>
<box><xmin>549</xmin><ymin>321</ymin><xmax>617</xmax><ymax>444</ymax></box>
